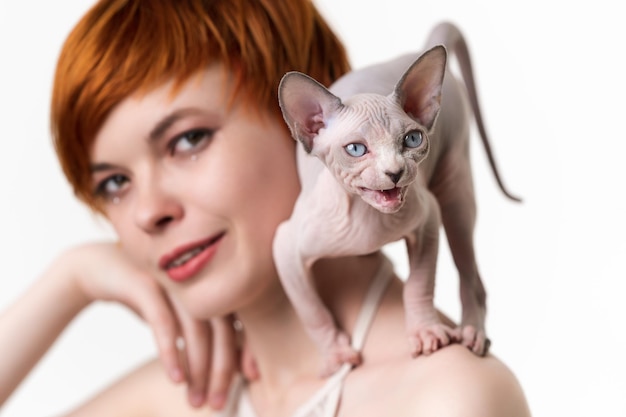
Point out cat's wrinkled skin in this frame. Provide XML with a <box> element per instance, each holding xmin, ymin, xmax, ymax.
<box><xmin>273</xmin><ymin>22</ymin><xmax>520</xmax><ymax>377</ymax></box>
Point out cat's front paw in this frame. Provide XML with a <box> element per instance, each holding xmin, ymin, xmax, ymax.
<box><xmin>458</xmin><ymin>324</ymin><xmax>490</xmax><ymax>356</ymax></box>
<box><xmin>319</xmin><ymin>330</ymin><xmax>362</xmax><ymax>377</ymax></box>
<box><xmin>407</xmin><ymin>322</ymin><xmax>457</xmax><ymax>357</ymax></box>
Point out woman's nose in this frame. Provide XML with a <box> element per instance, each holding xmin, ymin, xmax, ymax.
<box><xmin>133</xmin><ymin>181</ymin><xmax>183</xmax><ymax>234</ymax></box>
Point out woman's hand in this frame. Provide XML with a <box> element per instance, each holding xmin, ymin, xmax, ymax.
<box><xmin>57</xmin><ymin>242</ymin><xmax>256</xmax><ymax>409</ymax></box>
<box><xmin>0</xmin><ymin>241</ymin><xmax>256</xmax><ymax>409</ymax></box>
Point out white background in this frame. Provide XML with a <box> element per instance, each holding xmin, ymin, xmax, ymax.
<box><xmin>1</xmin><ymin>1</ymin><xmax>625</xmax><ymax>416</ymax></box>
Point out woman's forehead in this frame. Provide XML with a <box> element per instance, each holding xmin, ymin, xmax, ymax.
<box><xmin>91</xmin><ymin>68</ymin><xmax>229</xmax><ymax>156</ymax></box>
<box><xmin>140</xmin><ymin>65</ymin><xmax>234</xmax><ymax>109</ymax></box>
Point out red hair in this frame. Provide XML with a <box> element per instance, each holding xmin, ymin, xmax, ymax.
<box><xmin>51</xmin><ymin>0</ymin><xmax>350</xmax><ymax>209</ymax></box>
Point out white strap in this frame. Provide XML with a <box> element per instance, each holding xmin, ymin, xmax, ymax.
<box><xmin>350</xmin><ymin>256</ymin><xmax>394</xmax><ymax>351</ymax></box>
<box><xmin>293</xmin><ymin>256</ymin><xmax>394</xmax><ymax>417</ymax></box>
<box><xmin>223</xmin><ymin>257</ymin><xmax>395</xmax><ymax>417</ymax></box>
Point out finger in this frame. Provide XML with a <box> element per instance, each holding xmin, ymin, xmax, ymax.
<box><xmin>240</xmin><ymin>332</ymin><xmax>260</xmax><ymax>382</ymax></box>
<box><xmin>132</xmin><ymin>282</ymin><xmax>185</xmax><ymax>384</ymax></box>
<box><xmin>170</xmin><ymin>297</ymin><xmax>211</xmax><ymax>408</ymax></box>
<box><xmin>230</xmin><ymin>316</ymin><xmax>259</xmax><ymax>381</ymax></box>
<box><xmin>206</xmin><ymin>316</ymin><xmax>238</xmax><ymax>410</ymax></box>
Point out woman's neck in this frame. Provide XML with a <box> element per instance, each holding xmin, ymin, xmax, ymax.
<box><xmin>235</xmin><ymin>252</ymin><xmax>386</xmax><ymax>390</ymax></box>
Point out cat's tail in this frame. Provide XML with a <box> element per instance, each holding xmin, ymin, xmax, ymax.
<box><xmin>426</xmin><ymin>22</ymin><xmax>522</xmax><ymax>203</ymax></box>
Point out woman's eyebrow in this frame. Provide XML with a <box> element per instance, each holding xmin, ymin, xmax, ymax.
<box><xmin>90</xmin><ymin>162</ymin><xmax>117</xmax><ymax>173</ymax></box>
<box><xmin>89</xmin><ymin>108</ymin><xmax>208</xmax><ymax>173</ymax></box>
<box><xmin>149</xmin><ymin>108</ymin><xmax>202</xmax><ymax>142</ymax></box>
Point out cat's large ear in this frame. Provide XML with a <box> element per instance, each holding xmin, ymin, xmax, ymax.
<box><xmin>278</xmin><ymin>72</ymin><xmax>343</xmax><ymax>153</ymax></box>
<box><xmin>393</xmin><ymin>45</ymin><xmax>447</xmax><ymax>131</ymax></box>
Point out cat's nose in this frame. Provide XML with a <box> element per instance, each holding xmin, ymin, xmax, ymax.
<box><xmin>385</xmin><ymin>169</ymin><xmax>404</xmax><ymax>184</ymax></box>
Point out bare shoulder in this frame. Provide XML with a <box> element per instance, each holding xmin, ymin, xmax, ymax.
<box><xmin>64</xmin><ymin>358</ymin><xmax>212</xmax><ymax>417</ymax></box>
<box><xmin>344</xmin><ymin>344</ymin><xmax>531</xmax><ymax>417</ymax></box>
<box><xmin>399</xmin><ymin>345</ymin><xmax>531</xmax><ymax>417</ymax></box>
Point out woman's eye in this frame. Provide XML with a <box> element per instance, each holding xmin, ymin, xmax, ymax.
<box><xmin>170</xmin><ymin>129</ymin><xmax>214</xmax><ymax>155</ymax></box>
<box><xmin>345</xmin><ymin>143</ymin><xmax>367</xmax><ymax>157</ymax></box>
<box><xmin>94</xmin><ymin>174</ymin><xmax>129</xmax><ymax>201</ymax></box>
<box><xmin>404</xmin><ymin>130</ymin><xmax>423</xmax><ymax>148</ymax></box>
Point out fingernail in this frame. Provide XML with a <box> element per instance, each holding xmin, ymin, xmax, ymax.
<box><xmin>169</xmin><ymin>366</ymin><xmax>183</xmax><ymax>383</ymax></box>
<box><xmin>209</xmin><ymin>393</ymin><xmax>226</xmax><ymax>410</ymax></box>
<box><xmin>190</xmin><ymin>392</ymin><xmax>206</xmax><ymax>408</ymax></box>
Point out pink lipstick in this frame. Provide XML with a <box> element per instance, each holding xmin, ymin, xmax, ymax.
<box><xmin>159</xmin><ymin>232</ymin><xmax>225</xmax><ymax>282</ymax></box>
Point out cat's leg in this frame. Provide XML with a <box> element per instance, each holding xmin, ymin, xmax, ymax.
<box><xmin>430</xmin><ymin>146</ymin><xmax>489</xmax><ymax>356</ymax></box>
<box><xmin>403</xmin><ymin>191</ymin><xmax>457</xmax><ymax>356</ymax></box>
<box><xmin>273</xmin><ymin>219</ymin><xmax>361</xmax><ymax>377</ymax></box>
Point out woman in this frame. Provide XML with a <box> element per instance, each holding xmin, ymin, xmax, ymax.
<box><xmin>0</xmin><ymin>0</ymin><xmax>531</xmax><ymax>415</ymax></box>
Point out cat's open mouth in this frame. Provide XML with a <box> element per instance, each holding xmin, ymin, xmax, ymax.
<box><xmin>360</xmin><ymin>186</ymin><xmax>405</xmax><ymax>212</ymax></box>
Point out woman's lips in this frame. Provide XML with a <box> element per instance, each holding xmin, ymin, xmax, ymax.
<box><xmin>159</xmin><ymin>232</ymin><xmax>225</xmax><ymax>282</ymax></box>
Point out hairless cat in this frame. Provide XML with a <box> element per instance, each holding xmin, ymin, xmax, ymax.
<box><xmin>273</xmin><ymin>21</ymin><xmax>521</xmax><ymax>376</ymax></box>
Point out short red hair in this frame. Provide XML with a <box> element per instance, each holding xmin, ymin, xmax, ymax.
<box><xmin>51</xmin><ymin>0</ymin><xmax>350</xmax><ymax>209</ymax></box>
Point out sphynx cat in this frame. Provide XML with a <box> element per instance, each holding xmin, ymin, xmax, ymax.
<box><xmin>272</xmin><ymin>22</ymin><xmax>520</xmax><ymax>376</ymax></box>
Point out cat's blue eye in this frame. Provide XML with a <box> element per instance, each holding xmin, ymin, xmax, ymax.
<box><xmin>345</xmin><ymin>143</ymin><xmax>367</xmax><ymax>157</ymax></box>
<box><xmin>404</xmin><ymin>130</ymin><xmax>423</xmax><ymax>148</ymax></box>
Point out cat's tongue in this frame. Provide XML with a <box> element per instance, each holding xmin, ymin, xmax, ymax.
<box><xmin>380</xmin><ymin>188</ymin><xmax>401</xmax><ymax>202</ymax></box>
<box><xmin>360</xmin><ymin>186</ymin><xmax>404</xmax><ymax>212</ymax></box>
<box><xmin>375</xmin><ymin>187</ymin><xmax>403</xmax><ymax>209</ymax></box>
